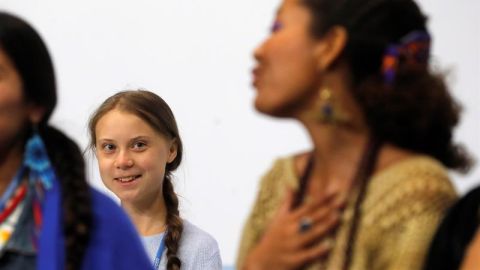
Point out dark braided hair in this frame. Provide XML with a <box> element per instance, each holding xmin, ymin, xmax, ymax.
<box><xmin>89</xmin><ymin>90</ymin><xmax>184</xmax><ymax>269</ymax></box>
<box><xmin>0</xmin><ymin>12</ymin><xmax>92</xmax><ymax>270</ymax></box>
<box><xmin>301</xmin><ymin>0</ymin><xmax>471</xmax><ymax>171</ymax></box>
<box><xmin>40</xmin><ymin>126</ymin><xmax>92</xmax><ymax>270</ymax></box>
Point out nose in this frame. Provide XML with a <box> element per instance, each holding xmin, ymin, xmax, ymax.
<box><xmin>253</xmin><ymin>40</ymin><xmax>265</xmax><ymax>62</ymax></box>
<box><xmin>114</xmin><ymin>150</ymin><xmax>134</xmax><ymax>169</ymax></box>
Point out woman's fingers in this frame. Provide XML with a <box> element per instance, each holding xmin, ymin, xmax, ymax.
<box><xmin>300</xmin><ymin>237</ymin><xmax>334</xmax><ymax>262</ymax></box>
<box><xmin>297</xmin><ymin>211</ymin><xmax>340</xmax><ymax>247</ymax></box>
<box><xmin>286</xmin><ymin>237</ymin><xmax>334</xmax><ymax>266</ymax></box>
<box><xmin>246</xmin><ymin>190</ymin><xmax>343</xmax><ymax>270</ymax></box>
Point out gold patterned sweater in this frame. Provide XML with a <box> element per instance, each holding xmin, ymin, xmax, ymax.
<box><xmin>236</xmin><ymin>155</ymin><xmax>457</xmax><ymax>270</ymax></box>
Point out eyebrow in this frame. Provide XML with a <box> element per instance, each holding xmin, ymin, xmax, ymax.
<box><xmin>130</xmin><ymin>136</ymin><xmax>150</xmax><ymax>142</ymax></box>
<box><xmin>97</xmin><ymin>138</ymin><xmax>114</xmax><ymax>143</ymax></box>
<box><xmin>96</xmin><ymin>136</ymin><xmax>150</xmax><ymax>144</ymax></box>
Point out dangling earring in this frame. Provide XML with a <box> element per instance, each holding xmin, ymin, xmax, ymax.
<box><xmin>23</xmin><ymin>126</ymin><xmax>57</xmax><ymax>248</ymax></box>
<box><xmin>24</xmin><ymin>128</ymin><xmax>56</xmax><ymax>190</ymax></box>
<box><xmin>314</xmin><ymin>87</ymin><xmax>349</xmax><ymax>124</ymax></box>
<box><xmin>317</xmin><ymin>88</ymin><xmax>334</xmax><ymax>123</ymax></box>
<box><xmin>316</xmin><ymin>87</ymin><xmax>348</xmax><ymax>124</ymax></box>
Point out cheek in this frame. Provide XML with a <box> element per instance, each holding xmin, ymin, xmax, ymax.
<box><xmin>96</xmin><ymin>155</ymin><xmax>112</xmax><ymax>178</ymax></box>
<box><xmin>261</xmin><ymin>38</ymin><xmax>318</xmax><ymax>92</ymax></box>
<box><xmin>141</xmin><ymin>153</ymin><xmax>168</xmax><ymax>178</ymax></box>
<box><xmin>0</xmin><ymin>111</ymin><xmax>28</xmax><ymax>146</ymax></box>
<box><xmin>275</xmin><ymin>43</ymin><xmax>317</xmax><ymax>86</ymax></box>
<box><xmin>255</xmin><ymin>57</ymin><xmax>318</xmax><ymax>116</ymax></box>
<box><xmin>0</xmin><ymin>91</ymin><xmax>29</xmax><ymax>145</ymax></box>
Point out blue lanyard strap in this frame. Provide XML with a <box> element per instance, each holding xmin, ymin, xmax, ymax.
<box><xmin>153</xmin><ymin>234</ymin><xmax>166</xmax><ymax>269</ymax></box>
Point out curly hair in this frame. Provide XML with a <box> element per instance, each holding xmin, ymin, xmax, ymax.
<box><xmin>301</xmin><ymin>0</ymin><xmax>471</xmax><ymax>171</ymax></box>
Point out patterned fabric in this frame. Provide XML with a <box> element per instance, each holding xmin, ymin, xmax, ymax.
<box><xmin>19</xmin><ymin>133</ymin><xmax>56</xmax><ymax>250</ymax></box>
<box><xmin>0</xmin><ymin>197</ymin><xmax>25</xmax><ymax>249</ymax></box>
<box><xmin>24</xmin><ymin>133</ymin><xmax>56</xmax><ymax>190</ymax></box>
<box><xmin>236</xmin><ymin>155</ymin><xmax>456</xmax><ymax>270</ymax></box>
<box><xmin>0</xmin><ymin>133</ymin><xmax>54</xmax><ymax>255</ymax></box>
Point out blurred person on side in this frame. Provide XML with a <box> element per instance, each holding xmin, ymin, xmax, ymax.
<box><xmin>424</xmin><ymin>185</ymin><xmax>480</xmax><ymax>270</ymax></box>
<box><xmin>237</xmin><ymin>0</ymin><xmax>471</xmax><ymax>269</ymax></box>
<box><xmin>0</xmin><ymin>12</ymin><xmax>153</xmax><ymax>270</ymax></box>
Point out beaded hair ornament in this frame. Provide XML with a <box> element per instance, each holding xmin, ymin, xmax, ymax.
<box><xmin>382</xmin><ymin>30</ymin><xmax>431</xmax><ymax>84</ymax></box>
<box><xmin>25</xmin><ymin>133</ymin><xmax>56</xmax><ymax>247</ymax></box>
<box><xmin>0</xmin><ymin>133</ymin><xmax>56</xmax><ymax>250</ymax></box>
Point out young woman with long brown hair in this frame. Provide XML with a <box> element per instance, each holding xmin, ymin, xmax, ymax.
<box><xmin>89</xmin><ymin>90</ymin><xmax>222</xmax><ymax>270</ymax></box>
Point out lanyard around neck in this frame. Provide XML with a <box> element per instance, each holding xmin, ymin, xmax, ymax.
<box><xmin>153</xmin><ymin>234</ymin><xmax>166</xmax><ymax>269</ymax></box>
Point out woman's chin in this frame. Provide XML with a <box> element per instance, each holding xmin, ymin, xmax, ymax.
<box><xmin>254</xmin><ymin>100</ymin><xmax>291</xmax><ymax>118</ymax></box>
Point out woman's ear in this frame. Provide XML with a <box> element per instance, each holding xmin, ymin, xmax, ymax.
<box><xmin>27</xmin><ymin>104</ymin><xmax>46</xmax><ymax>124</ymax></box>
<box><xmin>313</xmin><ymin>26</ymin><xmax>348</xmax><ymax>72</ymax></box>
<box><xmin>167</xmin><ymin>138</ymin><xmax>178</xmax><ymax>164</ymax></box>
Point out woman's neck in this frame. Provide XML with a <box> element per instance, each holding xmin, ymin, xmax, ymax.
<box><xmin>298</xmin><ymin>121</ymin><xmax>414</xmax><ymax>196</ymax></box>
<box><xmin>0</xmin><ymin>140</ymin><xmax>24</xmax><ymax>197</ymax></box>
<box><xmin>301</xmin><ymin>121</ymin><xmax>371</xmax><ymax>195</ymax></box>
<box><xmin>122</xmin><ymin>191</ymin><xmax>168</xmax><ymax>236</ymax></box>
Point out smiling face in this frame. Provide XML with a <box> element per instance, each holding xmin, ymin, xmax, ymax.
<box><xmin>94</xmin><ymin>108</ymin><xmax>177</xmax><ymax>205</ymax></box>
<box><xmin>252</xmin><ymin>0</ymin><xmax>321</xmax><ymax>118</ymax></box>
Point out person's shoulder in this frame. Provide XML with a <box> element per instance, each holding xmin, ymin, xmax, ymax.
<box><xmin>259</xmin><ymin>153</ymin><xmax>301</xmax><ymax>190</ymax></box>
<box><xmin>372</xmin><ymin>154</ymin><xmax>454</xmax><ymax>193</ymax></box>
<box><xmin>462</xmin><ymin>185</ymin><xmax>480</xmax><ymax>202</ymax></box>
<box><xmin>90</xmin><ymin>189</ymin><xmax>122</xmax><ymax>215</ymax></box>
<box><xmin>446</xmin><ymin>185</ymin><xmax>480</xmax><ymax>221</ymax></box>
<box><xmin>364</xmin><ymin>155</ymin><xmax>457</xmax><ymax>221</ymax></box>
<box><xmin>88</xmin><ymin>189</ymin><xmax>136</xmax><ymax>233</ymax></box>
<box><xmin>181</xmin><ymin>220</ymin><xmax>219</xmax><ymax>250</ymax></box>
<box><xmin>265</xmin><ymin>155</ymin><xmax>294</xmax><ymax>174</ymax></box>
<box><xmin>179</xmin><ymin>220</ymin><xmax>222</xmax><ymax>268</ymax></box>
<box><xmin>81</xmin><ymin>189</ymin><xmax>154</xmax><ymax>270</ymax></box>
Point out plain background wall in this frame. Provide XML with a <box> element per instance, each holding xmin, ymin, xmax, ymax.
<box><xmin>1</xmin><ymin>0</ymin><xmax>479</xmax><ymax>266</ymax></box>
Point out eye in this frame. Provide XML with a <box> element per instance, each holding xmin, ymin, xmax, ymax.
<box><xmin>132</xmin><ymin>141</ymin><xmax>147</xmax><ymax>151</ymax></box>
<box><xmin>101</xmin><ymin>143</ymin><xmax>116</xmax><ymax>153</ymax></box>
<box><xmin>270</xmin><ymin>20</ymin><xmax>283</xmax><ymax>33</ymax></box>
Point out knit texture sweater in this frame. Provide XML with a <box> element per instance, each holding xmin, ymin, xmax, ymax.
<box><xmin>236</xmin><ymin>155</ymin><xmax>456</xmax><ymax>270</ymax></box>
<box><xmin>142</xmin><ymin>220</ymin><xmax>222</xmax><ymax>270</ymax></box>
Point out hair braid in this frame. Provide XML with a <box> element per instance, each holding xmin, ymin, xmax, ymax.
<box><xmin>163</xmin><ymin>174</ymin><xmax>183</xmax><ymax>270</ymax></box>
<box><xmin>40</xmin><ymin>126</ymin><xmax>92</xmax><ymax>270</ymax></box>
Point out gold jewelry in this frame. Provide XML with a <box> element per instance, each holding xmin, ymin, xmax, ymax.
<box><xmin>315</xmin><ymin>87</ymin><xmax>349</xmax><ymax>124</ymax></box>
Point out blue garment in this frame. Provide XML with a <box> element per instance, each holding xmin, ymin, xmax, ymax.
<box><xmin>37</xmin><ymin>179</ymin><xmax>154</xmax><ymax>270</ymax></box>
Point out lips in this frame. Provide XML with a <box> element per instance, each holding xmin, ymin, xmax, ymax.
<box><xmin>252</xmin><ymin>67</ymin><xmax>262</xmax><ymax>87</ymax></box>
<box><xmin>114</xmin><ymin>175</ymin><xmax>141</xmax><ymax>183</ymax></box>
